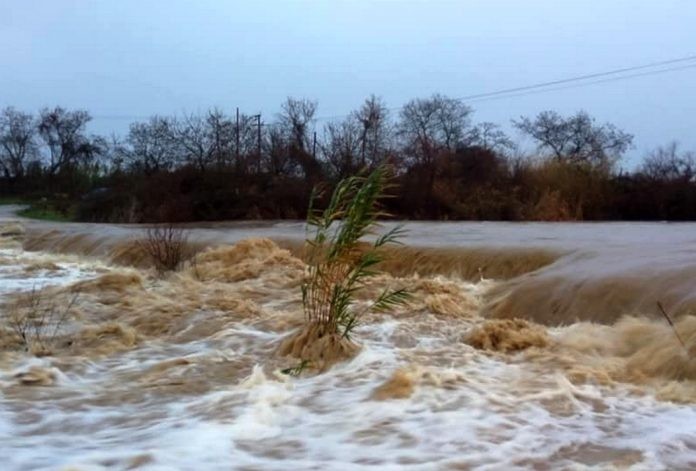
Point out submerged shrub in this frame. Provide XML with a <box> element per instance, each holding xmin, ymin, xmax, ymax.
<box><xmin>5</xmin><ymin>287</ymin><xmax>78</xmax><ymax>356</ymax></box>
<box><xmin>137</xmin><ymin>224</ymin><xmax>190</xmax><ymax>275</ymax></box>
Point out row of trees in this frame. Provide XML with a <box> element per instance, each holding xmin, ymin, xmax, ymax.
<box><xmin>1</xmin><ymin>95</ymin><xmax>694</xmax><ymax>221</ymax></box>
<box><xmin>0</xmin><ymin>107</ymin><xmax>104</xmax><ymax>184</ymax></box>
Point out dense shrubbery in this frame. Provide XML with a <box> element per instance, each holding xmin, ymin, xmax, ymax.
<box><xmin>1</xmin><ymin>98</ymin><xmax>694</xmax><ymax>221</ymax></box>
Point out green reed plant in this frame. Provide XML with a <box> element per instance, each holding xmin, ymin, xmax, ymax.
<box><xmin>302</xmin><ymin>165</ymin><xmax>409</xmax><ymax>339</ymax></box>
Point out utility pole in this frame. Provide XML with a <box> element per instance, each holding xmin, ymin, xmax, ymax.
<box><xmin>312</xmin><ymin>131</ymin><xmax>317</xmax><ymax>160</ymax></box>
<box><xmin>256</xmin><ymin>114</ymin><xmax>262</xmax><ymax>174</ymax></box>
<box><xmin>235</xmin><ymin>107</ymin><xmax>240</xmax><ymax>162</ymax></box>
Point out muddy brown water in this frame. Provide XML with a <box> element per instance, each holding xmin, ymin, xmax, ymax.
<box><xmin>2</xmin><ymin>205</ymin><xmax>696</xmax><ymax>470</ymax></box>
<box><xmin>6</xmin><ymin>204</ymin><xmax>696</xmax><ymax>325</ymax></box>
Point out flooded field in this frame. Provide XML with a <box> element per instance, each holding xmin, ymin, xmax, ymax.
<box><xmin>1</xmin><ymin>208</ymin><xmax>695</xmax><ymax>470</ymax></box>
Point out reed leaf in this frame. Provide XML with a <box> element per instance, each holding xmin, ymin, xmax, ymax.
<box><xmin>302</xmin><ymin>164</ymin><xmax>409</xmax><ymax>338</ymax></box>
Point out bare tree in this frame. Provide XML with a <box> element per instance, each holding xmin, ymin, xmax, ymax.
<box><xmin>37</xmin><ymin>107</ymin><xmax>103</xmax><ymax>176</ymax></box>
<box><xmin>171</xmin><ymin>114</ymin><xmax>207</xmax><ymax>172</ymax></box>
<box><xmin>174</xmin><ymin>113</ymin><xmax>212</xmax><ymax>171</ymax></box>
<box><xmin>264</xmin><ymin>124</ymin><xmax>299</xmax><ymax>176</ymax></box>
<box><xmin>279</xmin><ymin>97</ymin><xmax>317</xmax><ymax>153</ymax></box>
<box><xmin>277</xmin><ymin>98</ymin><xmax>321</xmax><ymax>180</ymax></box>
<box><xmin>469</xmin><ymin>121</ymin><xmax>515</xmax><ymax>155</ymax></box>
<box><xmin>513</xmin><ymin>110</ymin><xmax>633</xmax><ymax>168</ymax></box>
<box><xmin>398</xmin><ymin>94</ymin><xmax>474</xmax><ymax>199</ymax></box>
<box><xmin>120</xmin><ymin>116</ymin><xmax>179</xmax><ymax>175</ymax></box>
<box><xmin>321</xmin><ymin>96</ymin><xmax>393</xmax><ymax>179</ymax></box>
<box><xmin>206</xmin><ymin>108</ymin><xmax>236</xmax><ymax>168</ymax></box>
<box><xmin>231</xmin><ymin>109</ymin><xmax>261</xmax><ymax>172</ymax></box>
<box><xmin>0</xmin><ymin>107</ymin><xmax>37</xmax><ymax>180</ymax></box>
<box><xmin>399</xmin><ymin>94</ymin><xmax>474</xmax><ymax>162</ymax></box>
<box><xmin>101</xmin><ymin>134</ymin><xmax>127</xmax><ymax>173</ymax></box>
<box><xmin>640</xmin><ymin>142</ymin><xmax>695</xmax><ymax>181</ymax></box>
<box><xmin>352</xmin><ymin>95</ymin><xmax>393</xmax><ymax>169</ymax></box>
<box><xmin>322</xmin><ymin>119</ymin><xmax>362</xmax><ymax>178</ymax></box>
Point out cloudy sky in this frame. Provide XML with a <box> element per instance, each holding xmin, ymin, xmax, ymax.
<box><xmin>1</xmin><ymin>0</ymin><xmax>695</xmax><ymax>166</ymax></box>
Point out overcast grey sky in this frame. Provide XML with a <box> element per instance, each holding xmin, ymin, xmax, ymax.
<box><xmin>1</xmin><ymin>0</ymin><xmax>695</xmax><ymax>166</ymax></box>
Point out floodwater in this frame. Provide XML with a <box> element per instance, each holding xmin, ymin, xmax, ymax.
<box><xmin>1</xmin><ymin>205</ymin><xmax>695</xmax><ymax>470</ymax></box>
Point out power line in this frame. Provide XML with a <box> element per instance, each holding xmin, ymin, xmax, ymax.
<box><xmin>88</xmin><ymin>54</ymin><xmax>696</xmax><ymax>123</ymax></box>
<box><xmin>465</xmin><ymin>63</ymin><xmax>696</xmax><ymax>104</ymax></box>
<box><xmin>455</xmin><ymin>54</ymin><xmax>696</xmax><ymax>102</ymax></box>
<box><xmin>312</xmin><ymin>54</ymin><xmax>696</xmax><ymax>122</ymax></box>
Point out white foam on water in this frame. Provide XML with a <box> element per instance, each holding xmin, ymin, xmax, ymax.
<box><xmin>1</xmin><ymin>243</ymin><xmax>695</xmax><ymax>470</ymax></box>
<box><xmin>0</xmin><ymin>247</ymin><xmax>102</xmax><ymax>294</ymax></box>
<box><xmin>2</xmin><ymin>320</ymin><xmax>696</xmax><ymax>470</ymax></box>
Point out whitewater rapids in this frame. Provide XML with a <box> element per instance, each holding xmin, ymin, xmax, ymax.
<box><xmin>0</xmin><ymin>218</ymin><xmax>695</xmax><ymax>470</ymax></box>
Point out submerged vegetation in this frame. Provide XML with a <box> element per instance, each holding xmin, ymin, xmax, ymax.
<box><xmin>279</xmin><ymin>165</ymin><xmax>409</xmax><ymax>370</ymax></box>
<box><xmin>657</xmin><ymin>301</ymin><xmax>691</xmax><ymax>355</ymax></box>
<box><xmin>137</xmin><ymin>224</ymin><xmax>191</xmax><ymax>275</ymax></box>
<box><xmin>6</xmin><ymin>287</ymin><xmax>78</xmax><ymax>356</ymax></box>
<box><xmin>301</xmin><ymin>165</ymin><xmax>409</xmax><ymax>339</ymax></box>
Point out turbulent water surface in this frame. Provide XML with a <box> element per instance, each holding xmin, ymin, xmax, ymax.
<box><xmin>1</xmin><ymin>207</ymin><xmax>695</xmax><ymax>470</ymax></box>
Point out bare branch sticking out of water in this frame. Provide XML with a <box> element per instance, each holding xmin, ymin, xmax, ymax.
<box><xmin>657</xmin><ymin>301</ymin><xmax>689</xmax><ymax>354</ymax></box>
<box><xmin>7</xmin><ymin>287</ymin><xmax>78</xmax><ymax>356</ymax></box>
<box><xmin>137</xmin><ymin>224</ymin><xmax>191</xmax><ymax>275</ymax></box>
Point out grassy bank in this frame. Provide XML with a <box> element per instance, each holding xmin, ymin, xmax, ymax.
<box><xmin>2</xmin><ymin>196</ymin><xmax>74</xmax><ymax>222</ymax></box>
<box><xmin>0</xmin><ymin>196</ymin><xmax>28</xmax><ymax>206</ymax></box>
<box><xmin>16</xmin><ymin>205</ymin><xmax>74</xmax><ymax>222</ymax></box>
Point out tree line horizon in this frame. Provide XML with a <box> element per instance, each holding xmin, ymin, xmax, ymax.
<box><xmin>1</xmin><ymin>94</ymin><xmax>694</xmax><ymax>222</ymax></box>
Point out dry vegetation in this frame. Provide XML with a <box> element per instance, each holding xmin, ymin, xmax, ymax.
<box><xmin>5</xmin><ymin>287</ymin><xmax>78</xmax><ymax>356</ymax></box>
<box><xmin>137</xmin><ymin>224</ymin><xmax>191</xmax><ymax>275</ymax></box>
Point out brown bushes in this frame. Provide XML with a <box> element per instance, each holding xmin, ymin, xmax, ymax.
<box><xmin>137</xmin><ymin>224</ymin><xmax>191</xmax><ymax>274</ymax></box>
<box><xmin>4</xmin><ymin>287</ymin><xmax>78</xmax><ymax>356</ymax></box>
